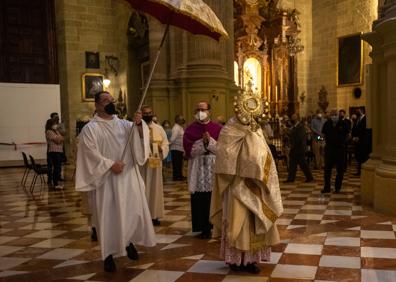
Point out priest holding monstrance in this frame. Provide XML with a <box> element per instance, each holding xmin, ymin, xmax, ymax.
<box><xmin>210</xmin><ymin>86</ymin><xmax>283</xmax><ymax>274</ymax></box>
<box><xmin>75</xmin><ymin>91</ymin><xmax>156</xmax><ymax>272</ymax></box>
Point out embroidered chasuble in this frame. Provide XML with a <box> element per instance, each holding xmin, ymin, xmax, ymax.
<box><xmin>210</xmin><ymin>117</ymin><xmax>283</xmax><ymax>257</ymax></box>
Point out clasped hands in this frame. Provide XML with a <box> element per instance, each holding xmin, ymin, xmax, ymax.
<box><xmin>202</xmin><ymin>132</ymin><xmax>211</xmax><ymax>144</ymax></box>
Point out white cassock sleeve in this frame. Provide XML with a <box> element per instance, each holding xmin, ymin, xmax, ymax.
<box><xmin>75</xmin><ymin>126</ymin><xmax>115</xmax><ymax>192</ymax></box>
<box><xmin>131</xmin><ymin>121</ymin><xmax>150</xmax><ymax>166</ymax></box>
<box><xmin>159</xmin><ymin>126</ymin><xmax>170</xmax><ymax>160</ymax></box>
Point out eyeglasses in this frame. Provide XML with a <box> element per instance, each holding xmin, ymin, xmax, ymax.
<box><xmin>195</xmin><ymin>108</ymin><xmax>208</xmax><ymax>112</ymax></box>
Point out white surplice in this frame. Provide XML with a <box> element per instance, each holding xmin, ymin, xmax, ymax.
<box><xmin>139</xmin><ymin>122</ymin><xmax>169</xmax><ymax>219</ymax></box>
<box><xmin>187</xmin><ymin>137</ymin><xmax>217</xmax><ymax>193</ymax></box>
<box><xmin>75</xmin><ymin>115</ymin><xmax>156</xmax><ymax>260</ymax></box>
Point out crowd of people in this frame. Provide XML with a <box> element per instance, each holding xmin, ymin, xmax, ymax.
<box><xmin>45</xmin><ymin>90</ymin><xmax>370</xmax><ymax>274</ymax></box>
<box><xmin>277</xmin><ymin>108</ymin><xmax>370</xmax><ymax>193</ymax></box>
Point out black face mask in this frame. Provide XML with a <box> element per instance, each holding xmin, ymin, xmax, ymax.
<box><xmin>142</xmin><ymin>115</ymin><xmax>153</xmax><ymax>123</ymax></box>
<box><xmin>104</xmin><ymin>103</ymin><xmax>116</xmax><ymax>115</ymax></box>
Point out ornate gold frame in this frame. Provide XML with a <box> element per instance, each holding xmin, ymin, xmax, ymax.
<box><xmin>81</xmin><ymin>73</ymin><xmax>104</xmax><ymax>102</ymax></box>
<box><xmin>336</xmin><ymin>32</ymin><xmax>364</xmax><ymax>87</ymax></box>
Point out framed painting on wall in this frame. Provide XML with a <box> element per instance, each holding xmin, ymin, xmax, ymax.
<box><xmin>337</xmin><ymin>33</ymin><xmax>363</xmax><ymax>86</ymax></box>
<box><xmin>85</xmin><ymin>52</ymin><xmax>100</xmax><ymax>69</ymax></box>
<box><xmin>82</xmin><ymin>73</ymin><xmax>104</xmax><ymax>101</ymax></box>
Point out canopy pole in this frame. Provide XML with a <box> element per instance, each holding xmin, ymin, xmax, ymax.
<box><xmin>121</xmin><ymin>23</ymin><xmax>170</xmax><ymax>160</ymax></box>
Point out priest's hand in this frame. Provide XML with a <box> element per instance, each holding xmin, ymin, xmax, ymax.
<box><xmin>111</xmin><ymin>160</ymin><xmax>125</xmax><ymax>174</ymax></box>
<box><xmin>134</xmin><ymin>111</ymin><xmax>142</xmax><ymax>125</ymax></box>
<box><xmin>203</xmin><ymin>132</ymin><xmax>210</xmax><ymax>143</ymax></box>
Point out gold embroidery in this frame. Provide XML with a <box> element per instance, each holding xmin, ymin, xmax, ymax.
<box><xmin>262</xmin><ymin>152</ymin><xmax>272</xmax><ymax>184</ymax></box>
<box><xmin>148</xmin><ymin>157</ymin><xmax>161</xmax><ymax>168</ymax></box>
<box><xmin>148</xmin><ymin>127</ymin><xmax>161</xmax><ymax>168</ymax></box>
<box><xmin>247</xmin><ymin>181</ymin><xmax>278</xmax><ymax>223</ymax></box>
<box><xmin>249</xmin><ymin>213</ymin><xmax>268</xmax><ymax>251</ymax></box>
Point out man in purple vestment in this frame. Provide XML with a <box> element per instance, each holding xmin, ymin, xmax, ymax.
<box><xmin>183</xmin><ymin>101</ymin><xmax>222</xmax><ymax>239</ymax></box>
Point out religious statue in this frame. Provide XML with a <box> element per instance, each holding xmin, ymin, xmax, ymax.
<box><xmin>116</xmin><ymin>89</ymin><xmax>127</xmax><ymax>119</ymax></box>
<box><xmin>318</xmin><ymin>86</ymin><xmax>329</xmax><ymax>112</ymax></box>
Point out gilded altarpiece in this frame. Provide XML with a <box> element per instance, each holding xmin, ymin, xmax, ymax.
<box><xmin>234</xmin><ymin>0</ymin><xmax>303</xmax><ymax>116</ymax></box>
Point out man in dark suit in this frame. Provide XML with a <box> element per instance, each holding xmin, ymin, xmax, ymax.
<box><xmin>321</xmin><ymin>109</ymin><xmax>351</xmax><ymax>193</ymax></box>
<box><xmin>352</xmin><ymin>108</ymin><xmax>368</xmax><ymax>176</ymax></box>
<box><xmin>285</xmin><ymin>114</ymin><xmax>314</xmax><ymax>183</ymax></box>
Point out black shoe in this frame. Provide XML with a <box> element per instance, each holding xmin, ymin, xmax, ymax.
<box><xmin>173</xmin><ymin>176</ymin><xmax>187</xmax><ymax>181</ymax></box>
<box><xmin>198</xmin><ymin>231</ymin><xmax>211</xmax><ymax>239</ymax></box>
<box><xmin>229</xmin><ymin>264</ymin><xmax>243</xmax><ymax>272</ymax></box>
<box><xmin>126</xmin><ymin>243</ymin><xmax>139</xmax><ymax>260</ymax></box>
<box><xmin>283</xmin><ymin>179</ymin><xmax>294</xmax><ymax>183</ymax></box>
<box><xmin>305</xmin><ymin>178</ymin><xmax>314</xmax><ymax>183</ymax></box>
<box><xmin>91</xmin><ymin>227</ymin><xmax>98</xmax><ymax>242</ymax></box>
<box><xmin>152</xmin><ymin>219</ymin><xmax>160</xmax><ymax>226</ymax></box>
<box><xmin>104</xmin><ymin>255</ymin><xmax>116</xmax><ymax>272</ymax></box>
<box><xmin>59</xmin><ymin>178</ymin><xmax>65</xmax><ymax>182</ymax></box>
<box><xmin>334</xmin><ymin>189</ymin><xmax>341</xmax><ymax>194</ymax></box>
<box><xmin>321</xmin><ymin>188</ymin><xmax>331</xmax><ymax>194</ymax></box>
<box><xmin>244</xmin><ymin>263</ymin><xmax>260</xmax><ymax>274</ymax></box>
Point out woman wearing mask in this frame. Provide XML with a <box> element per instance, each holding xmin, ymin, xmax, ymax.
<box><xmin>45</xmin><ymin>118</ymin><xmax>65</xmax><ymax>189</ymax></box>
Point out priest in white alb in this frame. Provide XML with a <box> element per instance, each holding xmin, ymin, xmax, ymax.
<box><xmin>139</xmin><ymin>105</ymin><xmax>169</xmax><ymax>226</ymax></box>
<box><xmin>75</xmin><ymin>91</ymin><xmax>156</xmax><ymax>273</ymax></box>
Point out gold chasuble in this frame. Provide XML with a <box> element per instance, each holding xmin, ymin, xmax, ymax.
<box><xmin>210</xmin><ymin>117</ymin><xmax>283</xmax><ymax>252</ymax></box>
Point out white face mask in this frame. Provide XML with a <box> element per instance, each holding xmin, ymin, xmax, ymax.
<box><xmin>52</xmin><ymin>125</ymin><xmax>57</xmax><ymax>130</ymax></box>
<box><xmin>317</xmin><ymin>114</ymin><xmax>322</xmax><ymax>118</ymax></box>
<box><xmin>195</xmin><ymin>111</ymin><xmax>208</xmax><ymax>122</ymax></box>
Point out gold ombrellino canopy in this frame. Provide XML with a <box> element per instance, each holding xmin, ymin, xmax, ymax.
<box><xmin>126</xmin><ymin>0</ymin><xmax>228</xmax><ymax>41</ymax></box>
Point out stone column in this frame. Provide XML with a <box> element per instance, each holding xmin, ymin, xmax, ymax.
<box><xmin>362</xmin><ymin>0</ymin><xmax>396</xmax><ymax>214</ymax></box>
<box><xmin>145</xmin><ymin>0</ymin><xmax>236</xmax><ymax>123</ymax></box>
<box><xmin>144</xmin><ymin>18</ymin><xmax>171</xmax><ymax>121</ymax></box>
<box><xmin>172</xmin><ymin>0</ymin><xmax>237</xmax><ymax>122</ymax></box>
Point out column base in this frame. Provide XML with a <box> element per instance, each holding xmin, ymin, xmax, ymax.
<box><xmin>373</xmin><ymin>162</ymin><xmax>396</xmax><ymax>216</ymax></box>
<box><xmin>361</xmin><ymin>158</ymin><xmax>382</xmax><ymax>206</ymax></box>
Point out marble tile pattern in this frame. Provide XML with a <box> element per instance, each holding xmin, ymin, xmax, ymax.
<box><xmin>0</xmin><ymin>166</ymin><xmax>396</xmax><ymax>281</ymax></box>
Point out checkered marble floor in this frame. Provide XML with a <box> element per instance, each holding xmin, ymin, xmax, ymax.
<box><xmin>0</xmin><ymin>166</ymin><xmax>396</xmax><ymax>282</ymax></box>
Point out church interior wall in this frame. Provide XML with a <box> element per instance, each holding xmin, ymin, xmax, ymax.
<box><xmin>51</xmin><ymin>0</ymin><xmax>380</xmax><ymax>163</ymax></box>
<box><xmin>0</xmin><ymin>83</ymin><xmax>60</xmax><ymax>166</ymax></box>
<box><xmin>310</xmin><ymin>0</ymin><xmax>378</xmax><ymax>115</ymax></box>
<box><xmin>55</xmin><ymin>0</ymin><xmax>132</xmax><ymax>159</ymax></box>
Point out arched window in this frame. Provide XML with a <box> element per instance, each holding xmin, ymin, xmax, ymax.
<box><xmin>243</xmin><ymin>57</ymin><xmax>261</xmax><ymax>92</ymax></box>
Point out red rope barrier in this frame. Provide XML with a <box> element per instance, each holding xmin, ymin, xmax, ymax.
<box><xmin>0</xmin><ymin>142</ymin><xmax>46</xmax><ymax>150</ymax></box>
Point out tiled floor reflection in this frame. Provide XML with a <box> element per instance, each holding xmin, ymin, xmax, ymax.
<box><xmin>0</xmin><ymin>166</ymin><xmax>396</xmax><ymax>281</ymax></box>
